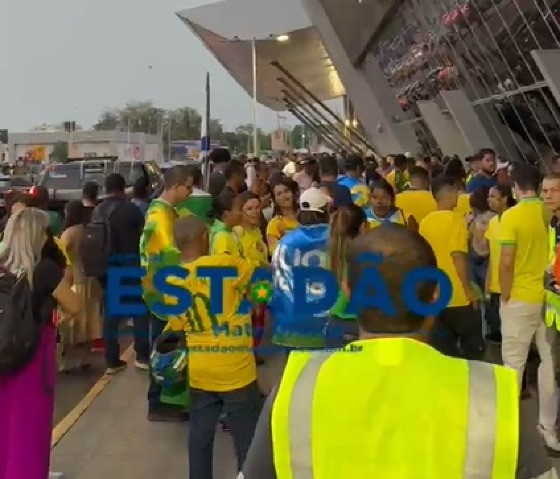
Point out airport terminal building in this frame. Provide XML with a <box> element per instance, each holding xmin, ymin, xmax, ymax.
<box><xmin>179</xmin><ymin>0</ymin><xmax>560</xmax><ymax>163</ymax></box>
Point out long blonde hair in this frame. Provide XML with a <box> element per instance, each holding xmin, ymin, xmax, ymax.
<box><xmin>0</xmin><ymin>208</ymin><xmax>49</xmax><ymax>285</ymax></box>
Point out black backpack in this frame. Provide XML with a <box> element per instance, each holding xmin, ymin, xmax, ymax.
<box><xmin>80</xmin><ymin>201</ymin><xmax>120</xmax><ymax>278</ymax></box>
<box><xmin>0</xmin><ymin>268</ymin><xmax>39</xmax><ymax>374</ymax></box>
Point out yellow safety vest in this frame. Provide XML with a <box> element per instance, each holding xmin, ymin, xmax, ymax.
<box><xmin>545</xmin><ymin>225</ymin><xmax>560</xmax><ymax>330</ymax></box>
<box><xmin>271</xmin><ymin>338</ymin><xmax>519</xmax><ymax>479</ymax></box>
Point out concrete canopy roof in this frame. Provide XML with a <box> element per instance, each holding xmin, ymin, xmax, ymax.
<box><xmin>177</xmin><ymin>0</ymin><xmax>345</xmax><ymax>111</ymax></box>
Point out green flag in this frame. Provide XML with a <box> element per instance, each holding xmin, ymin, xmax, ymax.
<box><xmin>176</xmin><ymin>189</ymin><xmax>213</xmax><ymax>224</ymax></box>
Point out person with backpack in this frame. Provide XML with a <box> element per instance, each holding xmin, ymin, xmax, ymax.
<box><xmin>57</xmin><ymin>200</ymin><xmax>103</xmax><ymax>372</ymax></box>
<box><xmin>0</xmin><ymin>208</ymin><xmax>80</xmax><ymax>479</ymax></box>
<box><xmin>82</xmin><ymin>173</ymin><xmax>145</xmax><ymax>374</ymax></box>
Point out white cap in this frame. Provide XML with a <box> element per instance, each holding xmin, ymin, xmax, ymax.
<box><xmin>299</xmin><ymin>187</ymin><xmax>329</xmax><ymax>213</ymax></box>
<box><xmin>496</xmin><ymin>160</ymin><xmax>509</xmax><ymax>171</ymax></box>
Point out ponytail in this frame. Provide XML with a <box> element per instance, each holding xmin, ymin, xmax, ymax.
<box><xmin>329</xmin><ymin>204</ymin><xmax>366</xmax><ymax>285</ymax></box>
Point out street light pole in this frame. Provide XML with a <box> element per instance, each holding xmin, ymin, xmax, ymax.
<box><xmin>127</xmin><ymin>118</ymin><xmax>131</xmax><ymax>160</ymax></box>
<box><xmin>252</xmin><ymin>37</ymin><xmax>259</xmax><ymax>156</ymax></box>
<box><xmin>168</xmin><ymin>118</ymin><xmax>172</xmax><ymax>162</ymax></box>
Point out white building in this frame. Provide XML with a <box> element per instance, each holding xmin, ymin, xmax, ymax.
<box><xmin>7</xmin><ymin>130</ymin><xmax>162</xmax><ymax>165</ymax></box>
<box><xmin>31</xmin><ymin>123</ymin><xmax>84</xmax><ymax>133</ymax></box>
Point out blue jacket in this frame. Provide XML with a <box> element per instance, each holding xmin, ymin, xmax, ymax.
<box><xmin>270</xmin><ymin>224</ymin><xmax>330</xmax><ymax>348</ymax></box>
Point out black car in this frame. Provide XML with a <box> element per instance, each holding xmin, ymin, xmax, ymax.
<box><xmin>38</xmin><ymin>157</ymin><xmax>163</xmax><ymax>212</ymax></box>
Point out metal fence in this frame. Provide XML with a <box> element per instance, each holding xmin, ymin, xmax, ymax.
<box><xmin>372</xmin><ymin>0</ymin><xmax>560</xmax><ymax>162</ymax></box>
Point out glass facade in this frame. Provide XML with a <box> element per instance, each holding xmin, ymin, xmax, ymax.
<box><xmin>371</xmin><ymin>0</ymin><xmax>560</xmax><ymax>162</ymax></box>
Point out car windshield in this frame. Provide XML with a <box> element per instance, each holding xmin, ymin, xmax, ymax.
<box><xmin>40</xmin><ymin>162</ymin><xmax>107</xmax><ymax>190</ymax></box>
<box><xmin>40</xmin><ymin>164</ymin><xmax>82</xmax><ymax>189</ymax></box>
<box><xmin>113</xmin><ymin>162</ymin><xmax>146</xmax><ymax>186</ymax></box>
<box><xmin>82</xmin><ymin>162</ymin><xmax>106</xmax><ymax>187</ymax></box>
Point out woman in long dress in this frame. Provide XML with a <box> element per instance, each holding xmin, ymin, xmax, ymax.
<box><xmin>58</xmin><ymin>200</ymin><xmax>103</xmax><ymax>371</ymax></box>
<box><xmin>0</xmin><ymin>208</ymin><xmax>80</xmax><ymax>479</ymax></box>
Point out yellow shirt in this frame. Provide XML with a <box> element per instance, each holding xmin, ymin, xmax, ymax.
<box><xmin>54</xmin><ymin>237</ymin><xmax>71</xmax><ymax>266</ymax></box>
<box><xmin>420</xmin><ymin>210</ymin><xmax>469</xmax><ymax>308</ymax></box>
<box><xmin>454</xmin><ymin>193</ymin><xmax>471</xmax><ymax>217</ymax></box>
<box><xmin>211</xmin><ymin>230</ymin><xmax>242</xmax><ymax>257</ymax></box>
<box><xmin>395</xmin><ymin>190</ymin><xmax>437</xmax><ymax>225</ymax></box>
<box><xmin>499</xmin><ymin>198</ymin><xmax>548</xmax><ymax>304</ymax></box>
<box><xmin>166</xmin><ymin>255</ymin><xmax>257</xmax><ymax>392</ymax></box>
<box><xmin>386</xmin><ymin>169</ymin><xmax>410</xmax><ymax>192</ymax></box>
<box><xmin>266</xmin><ymin>215</ymin><xmax>299</xmax><ymax>253</ymax></box>
<box><xmin>234</xmin><ymin>226</ymin><xmax>268</xmax><ymax>265</ymax></box>
<box><xmin>485</xmin><ymin>215</ymin><xmax>502</xmax><ymax>294</ymax></box>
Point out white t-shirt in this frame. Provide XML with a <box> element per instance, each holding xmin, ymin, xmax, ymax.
<box><xmin>246</xmin><ymin>164</ymin><xmax>257</xmax><ymax>190</ymax></box>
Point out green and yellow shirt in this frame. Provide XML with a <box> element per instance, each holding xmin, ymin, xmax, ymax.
<box><xmin>139</xmin><ymin>198</ymin><xmax>181</xmax><ymax>319</ymax></box>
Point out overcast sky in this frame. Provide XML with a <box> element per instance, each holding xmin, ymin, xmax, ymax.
<box><xmin>1</xmin><ymin>0</ymin><xmax>292</xmax><ymax>133</ymax></box>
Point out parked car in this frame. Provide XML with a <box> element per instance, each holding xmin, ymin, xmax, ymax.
<box><xmin>0</xmin><ymin>175</ymin><xmax>35</xmax><ymax>215</ymax></box>
<box><xmin>38</xmin><ymin>157</ymin><xmax>163</xmax><ymax>212</ymax></box>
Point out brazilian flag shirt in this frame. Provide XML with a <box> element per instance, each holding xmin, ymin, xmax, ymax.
<box><xmin>139</xmin><ymin>198</ymin><xmax>181</xmax><ymax>319</ymax></box>
<box><xmin>337</xmin><ymin>176</ymin><xmax>369</xmax><ymax>208</ymax></box>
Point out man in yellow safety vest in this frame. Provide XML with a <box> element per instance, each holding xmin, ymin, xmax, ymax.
<box><xmin>542</xmin><ymin>173</ymin><xmax>560</xmax><ymax>333</ymax></box>
<box><xmin>239</xmin><ymin>225</ymin><xmax>555</xmax><ymax>479</ymax></box>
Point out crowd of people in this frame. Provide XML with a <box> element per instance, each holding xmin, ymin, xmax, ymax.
<box><xmin>2</xmin><ymin>145</ymin><xmax>560</xmax><ymax>478</ymax></box>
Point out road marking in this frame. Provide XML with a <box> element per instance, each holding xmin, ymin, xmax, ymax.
<box><xmin>51</xmin><ymin>344</ymin><xmax>135</xmax><ymax>448</ymax></box>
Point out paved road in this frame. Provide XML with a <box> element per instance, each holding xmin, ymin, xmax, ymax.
<box><xmin>52</xmin><ymin>332</ymin><xmax>560</xmax><ymax>477</ymax></box>
<box><xmin>54</xmin><ymin>329</ymin><xmax>133</xmax><ymax>426</ymax></box>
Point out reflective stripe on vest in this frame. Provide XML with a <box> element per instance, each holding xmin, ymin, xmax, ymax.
<box><xmin>289</xmin><ymin>352</ymin><xmax>333</xmax><ymax>479</ymax></box>
<box><xmin>549</xmin><ymin>226</ymin><xmax>556</xmax><ymax>265</ymax></box>
<box><xmin>273</xmin><ymin>345</ymin><xmax>518</xmax><ymax>479</ymax></box>
<box><xmin>546</xmin><ymin>226</ymin><xmax>560</xmax><ymax>330</ymax></box>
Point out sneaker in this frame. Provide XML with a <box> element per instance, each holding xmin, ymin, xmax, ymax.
<box><xmin>148</xmin><ymin>408</ymin><xmax>189</xmax><ymax>422</ymax></box>
<box><xmin>537</xmin><ymin>425</ymin><xmax>560</xmax><ymax>457</ymax></box>
<box><xmin>521</xmin><ymin>387</ymin><xmax>531</xmax><ymax>400</ymax></box>
<box><xmin>91</xmin><ymin>338</ymin><xmax>105</xmax><ymax>352</ymax></box>
<box><xmin>49</xmin><ymin>473</ymin><xmax>65</xmax><ymax>479</ymax></box>
<box><xmin>106</xmin><ymin>360</ymin><xmax>127</xmax><ymax>375</ymax></box>
<box><xmin>135</xmin><ymin>359</ymin><xmax>149</xmax><ymax>371</ymax></box>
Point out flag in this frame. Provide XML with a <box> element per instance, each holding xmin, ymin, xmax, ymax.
<box><xmin>200</xmin><ymin>72</ymin><xmax>211</xmax><ymax>191</ymax></box>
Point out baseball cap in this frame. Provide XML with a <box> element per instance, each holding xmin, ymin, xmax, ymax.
<box><xmin>299</xmin><ymin>187</ymin><xmax>330</xmax><ymax>213</ymax></box>
<box><xmin>496</xmin><ymin>159</ymin><xmax>509</xmax><ymax>171</ymax></box>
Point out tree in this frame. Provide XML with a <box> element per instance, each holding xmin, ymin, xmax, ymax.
<box><xmin>93</xmin><ymin>103</ymin><xmax>274</xmax><ymax>157</ymax></box>
<box><xmin>94</xmin><ymin>110</ymin><xmax>119</xmax><ymax>131</ymax></box>
<box><xmin>209</xmin><ymin>119</ymin><xmax>225</xmax><ymax>143</ymax></box>
<box><xmin>50</xmin><ymin>141</ymin><xmax>68</xmax><ymax>163</ymax></box>
<box><xmin>291</xmin><ymin>124</ymin><xmax>304</xmax><ymax>149</ymax></box>
<box><xmin>168</xmin><ymin>106</ymin><xmax>201</xmax><ymax>140</ymax></box>
<box><xmin>234</xmin><ymin>124</ymin><xmax>271</xmax><ymax>154</ymax></box>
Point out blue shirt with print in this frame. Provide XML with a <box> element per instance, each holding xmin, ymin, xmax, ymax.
<box><xmin>270</xmin><ymin>224</ymin><xmax>330</xmax><ymax>348</ymax></box>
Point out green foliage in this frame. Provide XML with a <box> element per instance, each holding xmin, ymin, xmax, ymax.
<box><xmin>50</xmin><ymin>141</ymin><xmax>68</xmax><ymax>163</ymax></box>
<box><xmin>93</xmin><ymin>101</ymin><xmax>307</xmax><ymax>155</ymax></box>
